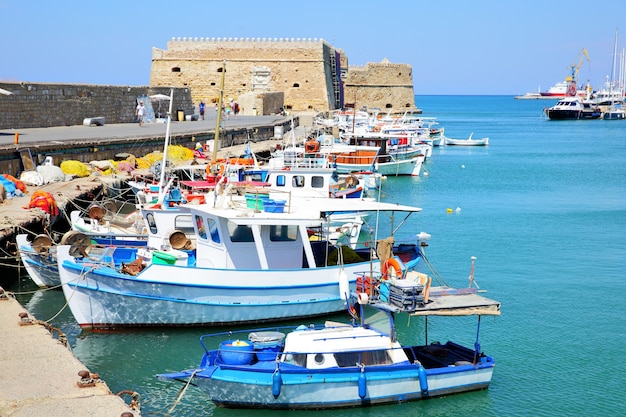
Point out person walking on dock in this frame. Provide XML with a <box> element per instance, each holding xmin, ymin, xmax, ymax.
<box><xmin>135</xmin><ymin>101</ymin><xmax>145</xmax><ymax>126</ymax></box>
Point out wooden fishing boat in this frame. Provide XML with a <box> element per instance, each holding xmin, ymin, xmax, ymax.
<box><xmin>56</xmin><ymin>197</ymin><xmax>427</xmax><ymax>330</ymax></box>
<box><xmin>444</xmin><ymin>133</ymin><xmax>489</xmax><ymax>146</ymax></box>
<box><xmin>157</xmin><ymin>262</ymin><xmax>500</xmax><ymax>409</ymax></box>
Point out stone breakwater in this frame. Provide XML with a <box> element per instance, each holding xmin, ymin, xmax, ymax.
<box><xmin>0</xmin><ymin>82</ymin><xmax>192</xmax><ymax>130</ymax></box>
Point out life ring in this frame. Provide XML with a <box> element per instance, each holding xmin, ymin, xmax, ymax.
<box><xmin>305</xmin><ymin>140</ymin><xmax>320</xmax><ymax>153</ymax></box>
<box><xmin>567</xmin><ymin>83</ymin><xmax>576</xmax><ymax>96</ymax></box>
<box><xmin>381</xmin><ymin>258</ymin><xmax>403</xmax><ymax>279</ymax></box>
<box><xmin>206</xmin><ymin>161</ymin><xmax>225</xmax><ymax>176</ymax></box>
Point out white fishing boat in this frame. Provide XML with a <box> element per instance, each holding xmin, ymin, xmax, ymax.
<box><xmin>56</xmin><ymin>197</ymin><xmax>428</xmax><ymax>330</ymax></box>
<box><xmin>70</xmin><ymin>201</ymin><xmax>146</xmax><ymax>239</ymax></box>
<box><xmin>444</xmin><ymin>133</ymin><xmax>489</xmax><ymax>146</ymax></box>
<box><xmin>16</xmin><ymin>234</ymin><xmax>61</xmax><ymax>288</ymax></box>
<box><xmin>602</xmin><ymin>101</ymin><xmax>626</xmax><ymax>120</ymax></box>
<box><xmin>16</xmin><ymin>201</ymin><xmax>193</xmax><ymax>288</ymax></box>
<box><xmin>324</xmin><ymin>134</ymin><xmax>424</xmax><ymax>176</ymax></box>
<box><xmin>157</xmin><ymin>260</ymin><xmax>500</xmax><ymax>410</ymax></box>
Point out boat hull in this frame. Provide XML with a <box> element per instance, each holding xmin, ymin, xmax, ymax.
<box><xmin>17</xmin><ymin>234</ymin><xmax>60</xmax><ymax>288</ymax></box>
<box><xmin>545</xmin><ymin>109</ymin><xmax>602</xmax><ymax>120</ymax></box>
<box><xmin>58</xmin><ymin>245</ymin><xmax>420</xmax><ymax>330</ymax></box>
<box><xmin>175</xmin><ymin>353</ymin><xmax>493</xmax><ymax>409</ymax></box>
<box><xmin>335</xmin><ymin>157</ymin><xmax>421</xmax><ymax>176</ymax></box>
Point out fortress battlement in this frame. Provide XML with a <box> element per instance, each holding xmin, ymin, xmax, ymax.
<box><xmin>166</xmin><ymin>37</ymin><xmax>330</xmax><ymax>51</ymax></box>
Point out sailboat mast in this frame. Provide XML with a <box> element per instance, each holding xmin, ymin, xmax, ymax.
<box><xmin>211</xmin><ymin>60</ymin><xmax>226</xmax><ymax>164</ymax></box>
<box><xmin>610</xmin><ymin>29</ymin><xmax>618</xmax><ymax>94</ymax></box>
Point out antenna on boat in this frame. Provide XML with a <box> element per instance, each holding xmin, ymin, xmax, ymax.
<box><xmin>157</xmin><ymin>88</ymin><xmax>175</xmax><ymax>204</ymax></box>
<box><xmin>468</xmin><ymin>256</ymin><xmax>479</xmax><ymax>289</ymax></box>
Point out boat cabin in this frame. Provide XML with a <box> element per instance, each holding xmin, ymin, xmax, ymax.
<box><xmin>281</xmin><ymin>324</ymin><xmax>410</xmax><ymax>369</ymax></box>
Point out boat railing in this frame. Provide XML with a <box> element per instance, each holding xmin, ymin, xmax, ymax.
<box><xmin>282</xmin><ymin>154</ymin><xmax>331</xmax><ymax>169</ymax></box>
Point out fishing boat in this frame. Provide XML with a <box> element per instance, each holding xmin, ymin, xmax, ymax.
<box><xmin>70</xmin><ymin>201</ymin><xmax>147</xmax><ymax>239</ymax></box>
<box><xmin>324</xmin><ymin>134</ymin><xmax>424</xmax><ymax>176</ymax></box>
<box><xmin>16</xmin><ymin>201</ymin><xmax>191</xmax><ymax>288</ymax></box>
<box><xmin>157</xmin><ymin>261</ymin><xmax>500</xmax><ymax>409</ymax></box>
<box><xmin>602</xmin><ymin>100</ymin><xmax>626</xmax><ymax>120</ymax></box>
<box><xmin>444</xmin><ymin>133</ymin><xmax>489</xmax><ymax>146</ymax></box>
<box><xmin>16</xmin><ymin>234</ymin><xmax>62</xmax><ymax>288</ymax></box>
<box><xmin>56</xmin><ymin>197</ymin><xmax>427</xmax><ymax>330</ymax></box>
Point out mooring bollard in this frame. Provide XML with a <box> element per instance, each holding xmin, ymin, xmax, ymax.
<box><xmin>14</xmin><ymin>132</ymin><xmax>19</xmax><ymax>144</ymax></box>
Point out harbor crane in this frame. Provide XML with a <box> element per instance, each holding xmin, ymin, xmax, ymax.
<box><xmin>565</xmin><ymin>48</ymin><xmax>590</xmax><ymax>83</ymax></box>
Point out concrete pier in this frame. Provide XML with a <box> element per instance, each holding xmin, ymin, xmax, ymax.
<box><xmin>0</xmin><ymin>113</ymin><xmax>298</xmax><ymax>177</ymax></box>
<box><xmin>0</xmin><ymin>294</ymin><xmax>138</xmax><ymax>416</ymax></box>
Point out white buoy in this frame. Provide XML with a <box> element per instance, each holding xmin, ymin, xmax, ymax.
<box><xmin>455</xmin><ymin>207</ymin><xmax>461</xmax><ymax>213</ymax></box>
<box><xmin>461</xmin><ymin>164</ymin><xmax>465</xmax><ymax>169</ymax></box>
<box><xmin>357</xmin><ymin>292</ymin><xmax>369</xmax><ymax>304</ymax></box>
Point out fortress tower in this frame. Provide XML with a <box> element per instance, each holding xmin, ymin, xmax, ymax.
<box><xmin>343</xmin><ymin>59</ymin><xmax>416</xmax><ymax>112</ymax></box>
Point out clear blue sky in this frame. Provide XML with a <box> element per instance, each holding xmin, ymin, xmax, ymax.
<box><xmin>1</xmin><ymin>0</ymin><xmax>625</xmax><ymax>95</ymax></box>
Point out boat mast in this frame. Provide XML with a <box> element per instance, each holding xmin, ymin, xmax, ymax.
<box><xmin>610</xmin><ymin>29</ymin><xmax>618</xmax><ymax>96</ymax></box>
<box><xmin>211</xmin><ymin>60</ymin><xmax>226</xmax><ymax>164</ymax></box>
<box><xmin>157</xmin><ymin>88</ymin><xmax>175</xmax><ymax>203</ymax></box>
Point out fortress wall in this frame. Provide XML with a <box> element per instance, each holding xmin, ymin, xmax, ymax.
<box><xmin>0</xmin><ymin>82</ymin><xmax>192</xmax><ymax>129</ymax></box>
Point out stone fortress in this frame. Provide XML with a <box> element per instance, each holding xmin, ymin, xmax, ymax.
<box><xmin>0</xmin><ymin>37</ymin><xmax>418</xmax><ymax>130</ymax></box>
<box><xmin>150</xmin><ymin>37</ymin><xmax>417</xmax><ymax>115</ymax></box>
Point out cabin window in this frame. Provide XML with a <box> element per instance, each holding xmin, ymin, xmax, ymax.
<box><xmin>292</xmin><ymin>175</ymin><xmax>305</xmax><ymax>188</ymax></box>
<box><xmin>283</xmin><ymin>353</ymin><xmax>307</xmax><ymax>367</ymax></box>
<box><xmin>269</xmin><ymin>225</ymin><xmax>297</xmax><ymax>242</ymax></box>
<box><xmin>313</xmin><ymin>354</ymin><xmax>325</xmax><ymax>365</ymax></box>
<box><xmin>334</xmin><ymin>350</ymin><xmax>392</xmax><ymax>367</ymax></box>
<box><xmin>195</xmin><ymin>215</ymin><xmax>207</xmax><ymax>240</ymax></box>
<box><xmin>146</xmin><ymin>213</ymin><xmax>157</xmax><ymax>234</ymax></box>
<box><xmin>311</xmin><ymin>176</ymin><xmax>325</xmax><ymax>188</ymax></box>
<box><xmin>175</xmin><ymin>215</ymin><xmax>194</xmax><ymax>236</ymax></box>
<box><xmin>276</xmin><ymin>175</ymin><xmax>286</xmax><ymax>187</ymax></box>
<box><xmin>208</xmin><ymin>218</ymin><xmax>220</xmax><ymax>243</ymax></box>
<box><xmin>228</xmin><ymin>222</ymin><xmax>254</xmax><ymax>242</ymax></box>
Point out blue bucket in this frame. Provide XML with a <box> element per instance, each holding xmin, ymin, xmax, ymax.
<box><xmin>219</xmin><ymin>340</ymin><xmax>254</xmax><ymax>365</ymax></box>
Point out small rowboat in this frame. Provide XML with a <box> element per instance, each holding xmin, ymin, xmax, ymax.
<box><xmin>445</xmin><ymin>133</ymin><xmax>489</xmax><ymax>146</ymax></box>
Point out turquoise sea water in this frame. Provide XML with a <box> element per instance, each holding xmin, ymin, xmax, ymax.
<box><xmin>9</xmin><ymin>96</ymin><xmax>626</xmax><ymax>416</ymax></box>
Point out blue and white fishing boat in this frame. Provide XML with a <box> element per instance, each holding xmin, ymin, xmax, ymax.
<box><xmin>16</xmin><ymin>234</ymin><xmax>62</xmax><ymax>288</ymax></box>
<box><xmin>157</xmin><ymin>268</ymin><xmax>500</xmax><ymax>410</ymax></box>
<box><xmin>16</xmin><ymin>206</ymin><xmax>175</xmax><ymax>289</ymax></box>
<box><xmin>56</xmin><ymin>197</ymin><xmax>426</xmax><ymax>330</ymax></box>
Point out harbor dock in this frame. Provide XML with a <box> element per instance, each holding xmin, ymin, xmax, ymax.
<box><xmin>0</xmin><ymin>294</ymin><xmax>139</xmax><ymax>416</ymax></box>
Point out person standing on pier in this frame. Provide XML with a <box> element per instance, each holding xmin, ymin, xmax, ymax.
<box><xmin>199</xmin><ymin>100</ymin><xmax>206</xmax><ymax>120</ymax></box>
<box><xmin>135</xmin><ymin>101</ymin><xmax>145</xmax><ymax>126</ymax></box>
